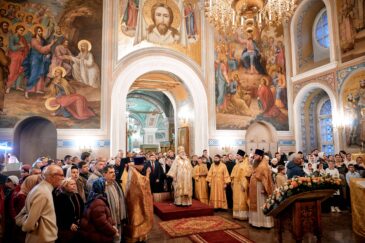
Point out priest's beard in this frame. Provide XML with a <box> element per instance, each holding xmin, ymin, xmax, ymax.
<box><xmin>214</xmin><ymin>160</ymin><xmax>220</xmax><ymax>165</ymax></box>
<box><xmin>253</xmin><ymin>157</ymin><xmax>262</xmax><ymax>168</ymax></box>
<box><xmin>157</xmin><ymin>23</ymin><xmax>169</xmax><ymax>35</ymax></box>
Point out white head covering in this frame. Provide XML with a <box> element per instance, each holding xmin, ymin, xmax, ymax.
<box><xmin>7</xmin><ymin>175</ymin><xmax>19</xmax><ymax>185</ymax></box>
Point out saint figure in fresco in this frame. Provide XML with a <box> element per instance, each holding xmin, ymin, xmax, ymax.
<box><xmin>184</xmin><ymin>2</ymin><xmax>196</xmax><ymax>39</ymax></box>
<box><xmin>63</xmin><ymin>40</ymin><xmax>100</xmax><ymax>88</ymax></box>
<box><xmin>257</xmin><ymin>77</ymin><xmax>287</xmax><ymax>124</ymax></box>
<box><xmin>215</xmin><ymin>57</ymin><xmax>229</xmax><ymax>113</ymax></box>
<box><xmin>48</xmin><ymin>39</ymin><xmax>72</xmax><ymax>80</ymax></box>
<box><xmin>0</xmin><ymin>20</ymin><xmax>11</xmax><ymax>52</ymax></box>
<box><xmin>339</xmin><ymin>0</ymin><xmax>356</xmax><ymax>52</ymax></box>
<box><xmin>147</xmin><ymin>3</ymin><xmax>180</xmax><ymax>45</ymax></box>
<box><xmin>22</xmin><ymin>25</ymin><xmax>55</xmax><ymax>99</ymax></box>
<box><xmin>6</xmin><ymin>24</ymin><xmax>28</xmax><ymax>94</ymax></box>
<box><xmin>0</xmin><ymin>38</ymin><xmax>9</xmax><ymax>115</ymax></box>
<box><xmin>238</xmin><ymin>32</ymin><xmax>267</xmax><ymax>75</ymax></box>
<box><xmin>45</xmin><ymin>66</ymin><xmax>95</xmax><ymax>120</ymax></box>
<box><xmin>123</xmin><ymin>0</ymin><xmax>139</xmax><ymax>31</ymax></box>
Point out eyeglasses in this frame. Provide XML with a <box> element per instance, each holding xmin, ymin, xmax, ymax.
<box><xmin>52</xmin><ymin>173</ymin><xmax>64</xmax><ymax>177</ymax></box>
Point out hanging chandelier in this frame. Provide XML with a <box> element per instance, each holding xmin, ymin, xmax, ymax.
<box><xmin>204</xmin><ymin>0</ymin><xmax>298</xmax><ymax>35</ymax></box>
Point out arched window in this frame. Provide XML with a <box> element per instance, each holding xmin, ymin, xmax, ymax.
<box><xmin>318</xmin><ymin>99</ymin><xmax>334</xmax><ymax>155</ymax></box>
<box><xmin>315</xmin><ymin>10</ymin><xmax>329</xmax><ymax>48</ymax></box>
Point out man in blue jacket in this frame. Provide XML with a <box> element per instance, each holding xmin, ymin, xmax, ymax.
<box><xmin>286</xmin><ymin>153</ymin><xmax>305</xmax><ymax>179</ymax></box>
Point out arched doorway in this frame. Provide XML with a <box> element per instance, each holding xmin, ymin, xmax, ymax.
<box><xmin>126</xmin><ymin>90</ymin><xmax>175</xmax><ymax>153</ymax></box>
<box><xmin>13</xmin><ymin>116</ymin><xmax>57</xmax><ymax>164</ymax></box>
<box><xmin>293</xmin><ymin>83</ymin><xmax>339</xmax><ymax>154</ymax></box>
<box><xmin>245</xmin><ymin>121</ymin><xmax>278</xmax><ymax>156</ymax></box>
<box><xmin>111</xmin><ymin>49</ymin><xmax>208</xmax><ymax>155</ymax></box>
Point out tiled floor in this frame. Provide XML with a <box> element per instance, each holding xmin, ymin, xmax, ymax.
<box><xmin>147</xmin><ymin>210</ymin><xmax>361</xmax><ymax>243</ymax></box>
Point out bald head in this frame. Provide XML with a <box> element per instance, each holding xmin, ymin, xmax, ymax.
<box><xmin>44</xmin><ymin>165</ymin><xmax>64</xmax><ymax>188</ymax></box>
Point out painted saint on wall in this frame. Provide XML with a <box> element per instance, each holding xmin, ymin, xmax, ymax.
<box><xmin>118</xmin><ymin>0</ymin><xmax>201</xmax><ymax>65</ymax></box>
<box><xmin>0</xmin><ymin>0</ymin><xmax>102</xmax><ymax>129</ymax></box>
<box><xmin>145</xmin><ymin>2</ymin><xmax>181</xmax><ymax>45</ymax></box>
<box><xmin>337</xmin><ymin>0</ymin><xmax>365</xmax><ymax>62</ymax></box>
<box><xmin>341</xmin><ymin>70</ymin><xmax>365</xmax><ymax>148</ymax></box>
<box><xmin>215</xmin><ymin>25</ymin><xmax>289</xmax><ymax>131</ymax></box>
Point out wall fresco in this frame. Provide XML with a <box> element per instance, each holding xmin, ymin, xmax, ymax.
<box><xmin>0</xmin><ymin>0</ymin><xmax>102</xmax><ymax>128</ymax></box>
<box><xmin>215</xmin><ymin>25</ymin><xmax>289</xmax><ymax>130</ymax></box>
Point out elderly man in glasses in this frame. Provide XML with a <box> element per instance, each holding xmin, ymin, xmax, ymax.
<box><xmin>18</xmin><ymin>164</ymin><xmax>64</xmax><ymax>243</ymax></box>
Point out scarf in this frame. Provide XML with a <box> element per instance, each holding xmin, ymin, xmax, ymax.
<box><xmin>105</xmin><ymin>180</ymin><xmax>127</xmax><ymax>225</ymax></box>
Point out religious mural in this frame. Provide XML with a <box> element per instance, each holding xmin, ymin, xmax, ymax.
<box><xmin>0</xmin><ymin>0</ymin><xmax>102</xmax><ymax>129</ymax></box>
<box><xmin>215</xmin><ymin>25</ymin><xmax>289</xmax><ymax>130</ymax></box>
<box><xmin>337</xmin><ymin>0</ymin><xmax>365</xmax><ymax>62</ymax></box>
<box><xmin>341</xmin><ymin>70</ymin><xmax>365</xmax><ymax>148</ymax></box>
<box><xmin>118</xmin><ymin>0</ymin><xmax>201</xmax><ymax>65</ymax></box>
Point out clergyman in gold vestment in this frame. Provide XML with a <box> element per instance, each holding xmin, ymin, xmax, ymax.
<box><xmin>206</xmin><ymin>155</ymin><xmax>231</xmax><ymax>209</ymax></box>
<box><xmin>248</xmin><ymin>149</ymin><xmax>274</xmax><ymax>228</ymax></box>
<box><xmin>167</xmin><ymin>146</ymin><xmax>193</xmax><ymax>206</ymax></box>
<box><xmin>125</xmin><ymin>166</ymin><xmax>154</xmax><ymax>243</ymax></box>
<box><xmin>193</xmin><ymin>157</ymin><xmax>209</xmax><ymax>204</ymax></box>
<box><xmin>231</xmin><ymin>149</ymin><xmax>252</xmax><ymax>220</ymax></box>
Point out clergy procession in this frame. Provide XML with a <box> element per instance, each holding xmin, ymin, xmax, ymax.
<box><xmin>164</xmin><ymin>147</ymin><xmax>274</xmax><ymax>228</ymax></box>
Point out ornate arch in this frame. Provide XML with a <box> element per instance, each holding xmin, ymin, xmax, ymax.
<box><xmin>110</xmin><ymin>48</ymin><xmax>208</xmax><ymax>155</ymax></box>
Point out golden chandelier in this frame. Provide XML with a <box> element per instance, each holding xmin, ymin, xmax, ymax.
<box><xmin>204</xmin><ymin>0</ymin><xmax>298</xmax><ymax>34</ymax></box>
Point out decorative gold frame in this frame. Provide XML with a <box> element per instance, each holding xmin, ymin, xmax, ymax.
<box><xmin>178</xmin><ymin>127</ymin><xmax>189</xmax><ymax>156</ymax></box>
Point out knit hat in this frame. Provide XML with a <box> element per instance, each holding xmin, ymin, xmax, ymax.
<box><xmin>7</xmin><ymin>175</ymin><xmax>19</xmax><ymax>185</ymax></box>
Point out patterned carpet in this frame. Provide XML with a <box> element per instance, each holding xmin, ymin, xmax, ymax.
<box><xmin>159</xmin><ymin>215</ymin><xmax>242</xmax><ymax>237</ymax></box>
<box><xmin>189</xmin><ymin>230</ymin><xmax>255</xmax><ymax>243</ymax></box>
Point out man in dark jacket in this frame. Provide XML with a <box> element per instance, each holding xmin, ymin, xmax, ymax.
<box><xmin>286</xmin><ymin>153</ymin><xmax>305</xmax><ymax>179</ymax></box>
<box><xmin>142</xmin><ymin>153</ymin><xmax>164</xmax><ymax>193</ymax></box>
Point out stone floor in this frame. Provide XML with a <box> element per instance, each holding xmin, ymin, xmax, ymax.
<box><xmin>147</xmin><ymin>210</ymin><xmax>362</xmax><ymax>243</ymax></box>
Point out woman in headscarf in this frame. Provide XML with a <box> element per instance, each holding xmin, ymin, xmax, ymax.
<box><xmin>54</xmin><ymin>178</ymin><xmax>84</xmax><ymax>243</ymax></box>
<box><xmin>66</xmin><ymin>165</ymin><xmax>86</xmax><ymax>202</ymax></box>
<box><xmin>79</xmin><ymin>178</ymin><xmax>118</xmax><ymax>243</ymax></box>
<box><xmin>13</xmin><ymin>175</ymin><xmax>42</xmax><ymax>243</ymax></box>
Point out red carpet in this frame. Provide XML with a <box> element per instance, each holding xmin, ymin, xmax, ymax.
<box><xmin>189</xmin><ymin>230</ymin><xmax>254</xmax><ymax>243</ymax></box>
<box><xmin>154</xmin><ymin>200</ymin><xmax>214</xmax><ymax>221</ymax></box>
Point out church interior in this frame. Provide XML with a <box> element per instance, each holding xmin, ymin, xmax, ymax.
<box><xmin>0</xmin><ymin>0</ymin><xmax>365</xmax><ymax>242</ymax></box>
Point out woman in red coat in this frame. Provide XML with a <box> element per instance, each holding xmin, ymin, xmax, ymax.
<box><xmin>80</xmin><ymin>178</ymin><xmax>118</xmax><ymax>243</ymax></box>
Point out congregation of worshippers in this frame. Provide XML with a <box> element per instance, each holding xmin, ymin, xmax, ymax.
<box><xmin>0</xmin><ymin>147</ymin><xmax>364</xmax><ymax>243</ymax></box>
